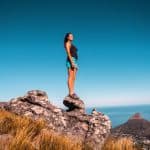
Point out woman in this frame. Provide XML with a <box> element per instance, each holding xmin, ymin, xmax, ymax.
<box><xmin>64</xmin><ymin>32</ymin><xmax>80</xmax><ymax>99</ymax></box>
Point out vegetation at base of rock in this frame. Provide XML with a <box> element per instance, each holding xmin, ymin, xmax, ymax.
<box><xmin>102</xmin><ymin>135</ymin><xmax>142</xmax><ymax>150</ymax></box>
<box><xmin>0</xmin><ymin>109</ymin><xmax>139</xmax><ymax>150</ymax></box>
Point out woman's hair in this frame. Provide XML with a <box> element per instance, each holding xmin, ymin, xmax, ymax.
<box><xmin>64</xmin><ymin>32</ymin><xmax>72</xmax><ymax>46</ymax></box>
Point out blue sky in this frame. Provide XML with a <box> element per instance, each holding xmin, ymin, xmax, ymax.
<box><xmin>0</xmin><ymin>0</ymin><xmax>150</xmax><ymax>108</ymax></box>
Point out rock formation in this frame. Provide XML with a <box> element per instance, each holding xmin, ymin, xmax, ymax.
<box><xmin>63</xmin><ymin>95</ymin><xmax>85</xmax><ymax>113</ymax></box>
<box><xmin>0</xmin><ymin>90</ymin><xmax>112</xmax><ymax>150</ymax></box>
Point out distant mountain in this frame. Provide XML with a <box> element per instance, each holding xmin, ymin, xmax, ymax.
<box><xmin>111</xmin><ymin>113</ymin><xmax>150</xmax><ymax>149</ymax></box>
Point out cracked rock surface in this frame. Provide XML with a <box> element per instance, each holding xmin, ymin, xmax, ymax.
<box><xmin>0</xmin><ymin>90</ymin><xmax>112</xmax><ymax>150</ymax></box>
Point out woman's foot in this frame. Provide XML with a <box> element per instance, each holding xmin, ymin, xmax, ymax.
<box><xmin>73</xmin><ymin>93</ymin><xmax>80</xmax><ymax>99</ymax></box>
<box><xmin>68</xmin><ymin>93</ymin><xmax>80</xmax><ymax>99</ymax></box>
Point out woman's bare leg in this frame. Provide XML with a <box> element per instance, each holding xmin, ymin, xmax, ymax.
<box><xmin>67</xmin><ymin>68</ymin><xmax>74</xmax><ymax>95</ymax></box>
<box><xmin>73</xmin><ymin>68</ymin><xmax>77</xmax><ymax>90</ymax></box>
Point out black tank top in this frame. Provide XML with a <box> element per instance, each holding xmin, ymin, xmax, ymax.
<box><xmin>67</xmin><ymin>43</ymin><xmax>78</xmax><ymax>60</ymax></box>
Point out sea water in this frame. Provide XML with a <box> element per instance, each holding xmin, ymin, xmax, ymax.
<box><xmin>86</xmin><ymin>104</ymin><xmax>150</xmax><ymax>128</ymax></box>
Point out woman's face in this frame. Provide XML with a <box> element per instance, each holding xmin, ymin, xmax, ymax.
<box><xmin>68</xmin><ymin>34</ymin><xmax>73</xmax><ymax>41</ymax></box>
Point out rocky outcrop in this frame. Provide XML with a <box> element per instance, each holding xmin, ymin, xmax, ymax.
<box><xmin>0</xmin><ymin>90</ymin><xmax>112</xmax><ymax>150</ymax></box>
<box><xmin>128</xmin><ymin>112</ymin><xmax>143</xmax><ymax>120</ymax></box>
<box><xmin>111</xmin><ymin>113</ymin><xmax>150</xmax><ymax>149</ymax></box>
<box><xmin>0</xmin><ymin>102</ymin><xmax>9</xmax><ymax>110</ymax></box>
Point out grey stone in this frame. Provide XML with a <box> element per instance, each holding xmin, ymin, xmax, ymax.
<box><xmin>1</xmin><ymin>90</ymin><xmax>112</xmax><ymax>150</ymax></box>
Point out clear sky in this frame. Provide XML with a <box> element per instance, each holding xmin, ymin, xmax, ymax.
<box><xmin>0</xmin><ymin>0</ymin><xmax>150</xmax><ymax>108</ymax></box>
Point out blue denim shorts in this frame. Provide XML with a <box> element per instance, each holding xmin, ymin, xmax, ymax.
<box><xmin>66</xmin><ymin>57</ymin><xmax>78</xmax><ymax>69</ymax></box>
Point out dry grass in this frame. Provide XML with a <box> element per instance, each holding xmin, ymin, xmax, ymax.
<box><xmin>102</xmin><ymin>135</ymin><xmax>140</xmax><ymax>150</ymax></box>
<box><xmin>0</xmin><ymin>109</ymin><xmax>85</xmax><ymax>150</ymax></box>
<box><xmin>0</xmin><ymin>109</ymin><xmax>140</xmax><ymax>150</ymax></box>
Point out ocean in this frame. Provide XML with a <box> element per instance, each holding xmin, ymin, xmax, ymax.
<box><xmin>86</xmin><ymin>104</ymin><xmax>150</xmax><ymax>128</ymax></box>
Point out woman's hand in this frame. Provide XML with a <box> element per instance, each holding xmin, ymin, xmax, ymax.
<box><xmin>71</xmin><ymin>62</ymin><xmax>76</xmax><ymax>69</ymax></box>
<box><xmin>71</xmin><ymin>63</ymin><xmax>78</xmax><ymax>70</ymax></box>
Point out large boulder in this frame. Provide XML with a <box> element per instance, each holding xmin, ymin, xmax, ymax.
<box><xmin>1</xmin><ymin>90</ymin><xmax>112</xmax><ymax>150</ymax></box>
<box><xmin>63</xmin><ymin>95</ymin><xmax>85</xmax><ymax>113</ymax></box>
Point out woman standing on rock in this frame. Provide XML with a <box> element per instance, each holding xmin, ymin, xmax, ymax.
<box><xmin>64</xmin><ymin>32</ymin><xmax>80</xmax><ymax>99</ymax></box>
